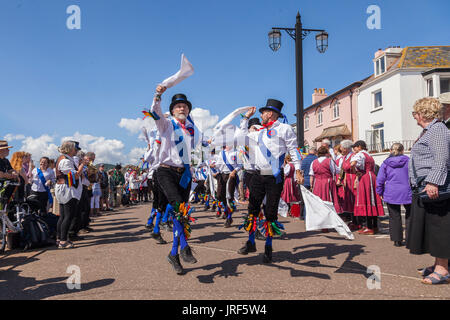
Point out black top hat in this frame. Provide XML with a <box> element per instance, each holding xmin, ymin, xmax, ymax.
<box><xmin>351</xmin><ymin>140</ymin><xmax>367</xmax><ymax>150</ymax></box>
<box><xmin>259</xmin><ymin>99</ymin><xmax>284</xmax><ymax>116</ymax></box>
<box><xmin>248</xmin><ymin>117</ymin><xmax>261</xmax><ymax>129</ymax></box>
<box><xmin>169</xmin><ymin>94</ymin><xmax>192</xmax><ymax>115</ymax></box>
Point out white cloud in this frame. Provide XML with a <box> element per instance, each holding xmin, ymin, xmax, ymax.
<box><xmin>3</xmin><ymin>134</ymin><xmax>26</xmax><ymax>141</ymax></box>
<box><xmin>128</xmin><ymin>147</ymin><xmax>147</xmax><ymax>166</ymax></box>
<box><xmin>61</xmin><ymin>132</ymin><xmax>126</xmax><ymax>165</ymax></box>
<box><xmin>19</xmin><ymin>134</ymin><xmax>60</xmax><ymax>162</ymax></box>
<box><xmin>118</xmin><ymin>117</ymin><xmax>156</xmax><ymax>135</ymax></box>
<box><xmin>190</xmin><ymin>108</ymin><xmax>219</xmax><ymax>137</ymax></box>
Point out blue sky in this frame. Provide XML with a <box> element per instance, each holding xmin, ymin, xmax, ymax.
<box><xmin>1</xmin><ymin>0</ymin><xmax>449</xmax><ymax>163</ymax></box>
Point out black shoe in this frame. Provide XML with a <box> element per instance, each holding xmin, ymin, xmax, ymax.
<box><xmin>180</xmin><ymin>246</ymin><xmax>197</xmax><ymax>264</ymax></box>
<box><xmin>211</xmin><ymin>205</ymin><xmax>216</xmax><ymax>212</ymax></box>
<box><xmin>151</xmin><ymin>232</ymin><xmax>167</xmax><ymax>244</ymax></box>
<box><xmin>167</xmin><ymin>254</ymin><xmax>184</xmax><ymax>275</ymax></box>
<box><xmin>255</xmin><ymin>229</ymin><xmax>266</xmax><ymax>241</ymax></box>
<box><xmin>237</xmin><ymin>240</ymin><xmax>257</xmax><ymax>255</ymax></box>
<box><xmin>204</xmin><ymin>205</ymin><xmax>210</xmax><ymax>210</ymax></box>
<box><xmin>224</xmin><ymin>218</ymin><xmax>232</xmax><ymax>228</ymax></box>
<box><xmin>145</xmin><ymin>223</ymin><xmax>154</xmax><ymax>232</ymax></box>
<box><xmin>160</xmin><ymin>222</ymin><xmax>173</xmax><ymax>232</ymax></box>
<box><xmin>394</xmin><ymin>241</ymin><xmax>403</xmax><ymax>247</ymax></box>
<box><xmin>263</xmin><ymin>245</ymin><xmax>272</xmax><ymax>263</ymax></box>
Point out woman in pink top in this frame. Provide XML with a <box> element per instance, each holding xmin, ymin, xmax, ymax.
<box><xmin>310</xmin><ymin>146</ymin><xmax>342</xmax><ymax>214</ymax></box>
<box><xmin>350</xmin><ymin>140</ymin><xmax>385</xmax><ymax>235</ymax></box>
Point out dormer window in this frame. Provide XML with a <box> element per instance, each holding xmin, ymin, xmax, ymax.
<box><xmin>375</xmin><ymin>55</ymin><xmax>386</xmax><ymax>77</ymax></box>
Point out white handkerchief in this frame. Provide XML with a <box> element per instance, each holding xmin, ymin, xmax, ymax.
<box><xmin>160</xmin><ymin>54</ymin><xmax>194</xmax><ymax>88</ymax></box>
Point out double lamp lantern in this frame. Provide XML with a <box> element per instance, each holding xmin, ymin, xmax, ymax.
<box><xmin>268</xmin><ymin>12</ymin><xmax>328</xmax><ymax>149</ymax></box>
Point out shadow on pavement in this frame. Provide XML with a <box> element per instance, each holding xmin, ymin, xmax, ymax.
<box><xmin>192</xmin><ymin>242</ymin><xmax>367</xmax><ymax>284</ymax></box>
<box><xmin>0</xmin><ymin>252</ymin><xmax>115</xmax><ymax>300</ymax></box>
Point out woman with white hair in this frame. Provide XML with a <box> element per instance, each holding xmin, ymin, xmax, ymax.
<box><xmin>55</xmin><ymin>141</ymin><xmax>86</xmax><ymax>249</ymax></box>
<box><xmin>338</xmin><ymin>139</ymin><xmax>359</xmax><ymax>231</ymax></box>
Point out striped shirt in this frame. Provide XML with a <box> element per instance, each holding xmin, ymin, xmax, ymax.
<box><xmin>408</xmin><ymin>119</ymin><xmax>450</xmax><ymax>187</ymax></box>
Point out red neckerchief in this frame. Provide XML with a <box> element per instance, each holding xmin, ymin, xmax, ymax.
<box><xmin>175</xmin><ymin>119</ymin><xmax>190</xmax><ymax>134</ymax></box>
<box><xmin>258</xmin><ymin>120</ymin><xmax>276</xmax><ymax>131</ymax></box>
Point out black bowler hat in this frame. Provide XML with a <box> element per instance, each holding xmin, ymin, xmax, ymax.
<box><xmin>169</xmin><ymin>93</ymin><xmax>192</xmax><ymax>115</ymax></box>
<box><xmin>259</xmin><ymin>99</ymin><xmax>284</xmax><ymax>116</ymax></box>
<box><xmin>248</xmin><ymin>117</ymin><xmax>261</xmax><ymax>129</ymax></box>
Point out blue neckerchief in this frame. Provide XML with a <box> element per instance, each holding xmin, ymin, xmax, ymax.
<box><xmin>171</xmin><ymin>119</ymin><xmax>191</xmax><ymax>189</ymax></box>
<box><xmin>37</xmin><ymin>168</ymin><xmax>53</xmax><ymax>204</ymax></box>
<box><xmin>222</xmin><ymin>150</ymin><xmax>239</xmax><ymax>184</ymax></box>
<box><xmin>257</xmin><ymin>130</ymin><xmax>285</xmax><ymax>184</ymax></box>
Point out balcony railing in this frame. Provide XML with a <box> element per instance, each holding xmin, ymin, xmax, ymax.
<box><xmin>367</xmin><ymin>140</ymin><xmax>416</xmax><ymax>153</ymax></box>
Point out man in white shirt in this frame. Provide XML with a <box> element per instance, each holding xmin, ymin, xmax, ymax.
<box><xmin>210</xmin><ymin>145</ymin><xmax>242</xmax><ymax>227</ymax></box>
<box><xmin>236</xmin><ymin>99</ymin><xmax>303</xmax><ymax>263</ymax></box>
<box><xmin>150</xmin><ymin>85</ymin><xmax>200</xmax><ymax>275</ymax></box>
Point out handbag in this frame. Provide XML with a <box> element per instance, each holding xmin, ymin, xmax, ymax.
<box><xmin>411</xmin><ymin>157</ymin><xmax>450</xmax><ymax>203</ymax></box>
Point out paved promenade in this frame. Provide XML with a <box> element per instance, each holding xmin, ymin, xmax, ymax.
<box><xmin>1</xmin><ymin>202</ymin><xmax>449</xmax><ymax>300</ymax></box>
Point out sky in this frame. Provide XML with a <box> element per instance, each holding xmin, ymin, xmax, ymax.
<box><xmin>1</xmin><ymin>0</ymin><xmax>449</xmax><ymax>164</ymax></box>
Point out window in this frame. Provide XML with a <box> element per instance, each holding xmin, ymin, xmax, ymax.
<box><xmin>427</xmin><ymin>79</ymin><xmax>434</xmax><ymax>96</ymax></box>
<box><xmin>373</xmin><ymin>90</ymin><xmax>382</xmax><ymax>109</ymax></box>
<box><xmin>440</xmin><ymin>78</ymin><xmax>450</xmax><ymax>94</ymax></box>
<box><xmin>333</xmin><ymin>100</ymin><xmax>340</xmax><ymax>119</ymax></box>
<box><xmin>374</xmin><ymin>56</ymin><xmax>386</xmax><ymax>76</ymax></box>
<box><xmin>370</xmin><ymin>123</ymin><xmax>384</xmax><ymax>151</ymax></box>
<box><xmin>304</xmin><ymin>115</ymin><xmax>309</xmax><ymax>130</ymax></box>
<box><xmin>317</xmin><ymin>108</ymin><xmax>323</xmax><ymax>125</ymax></box>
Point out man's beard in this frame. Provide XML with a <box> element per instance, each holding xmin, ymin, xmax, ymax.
<box><xmin>174</xmin><ymin>113</ymin><xmax>187</xmax><ymax>121</ymax></box>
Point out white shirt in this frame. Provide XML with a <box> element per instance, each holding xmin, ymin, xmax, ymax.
<box><xmin>55</xmin><ymin>155</ymin><xmax>82</xmax><ymax>204</ymax></box>
<box><xmin>352</xmin><ymin>150</ymin><xmax>370</xmax><ymax>171</ymax></box>
<box><xmin>237</xmin><ymin>119</ymin><xmax>302</xmax><ymax>175</ymax></box>
<box><xmin>151</xmin><ymin>97</ymin><xmax>202</xmax><ymax>168</ymax></box>
<box><xmin>144</xmin><ymin>133</ymin><xmax>162</xmax><ymax>177</ymax></box>
<box><xmin>140</xmin><ymin>172</ymin><xmax>149</xmax><ymax>187</ymax></box>
<box><xmin>213</xmin><ymin>150</ymin><xmax>242</xmax><ymax>174</ymax></box>
<box><xmin>31</xmin><ymin>167</ymin><xmax>56</xmax><ymax>192</ymax></box>
<box><xmin>309</xmin><ymin>156</ymin><xmax>339</xmax><ymax>176</ymax></box>
<box><xmin>129</xmin><ymin>175</ymin><xmax>140</xmax><ymax>190</ymax></box>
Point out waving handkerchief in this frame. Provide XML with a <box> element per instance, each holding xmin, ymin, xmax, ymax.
<box><xmin>159</xmin><ymin>54</ymin><xmax>194</xmax><ymax>88</ymax></box>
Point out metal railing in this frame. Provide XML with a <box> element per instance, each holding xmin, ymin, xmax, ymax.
<box><xmin>367</xmin><ymin>140</ymin><xmax>416</xmax><ymax>153</ymax></box>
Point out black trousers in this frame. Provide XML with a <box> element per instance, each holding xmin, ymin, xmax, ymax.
<box><xmin>216</xmin><ymin>173</ymin><xmax>237</xmax><ymax>203</ymax></box>
<box><xmin>139</xmin><ymin>186</ymin><xmax>149</xmax><ymax>202</ymax></box>
<box><xmin>248</xmin><ymin>174</ymin><xmax>284</xmax><ymax>222</ymax></box>
<box><xmin>194</xmin><ymin>180</ymin><xmax>206</xmax><ymax>194</ymax></box>
<box><xmin>57</xmin><ymin>198</ymin><xmax>78</xmax><ymax>241</ymax></box>
<box><xmin>69</xmin><ymin>186</ymin><xmax>90</xmax><ymax>235</ymax></box>
<box><xmin>152</xmin><ymin>174</ymin><xmax>168</xmax><ymax>213</ymax></box>
<box><xmin>386</xmin><ymin>203</ymin><xmax>411</xmax><ymax>242</ymax></box>
<box><xmin>31</xmin><ymin>191</ymin><xmax>48</xmax><ymax>214</ymax></box>
<box><xmin>244</xmin><ymin>170</ymin><xmax>256</xmax><ymax>191</ymax></box>
<box><xmin>155</xmin><ymin>167</ymin><xmax>191</xmax><ymax>207</ymax></box>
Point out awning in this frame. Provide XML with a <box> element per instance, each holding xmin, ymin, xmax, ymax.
<box><xmin>314</xmin><ymin>124</ymin><xmax>352</xmax><ymax>142</ymax></box>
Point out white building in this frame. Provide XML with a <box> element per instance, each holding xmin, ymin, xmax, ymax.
<box><xmin>357</xmin><ymin>46</ymin><xmax>450</xmax><ymax>152</ymax></box>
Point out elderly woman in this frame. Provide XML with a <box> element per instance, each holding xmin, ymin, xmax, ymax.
<box><xmin>337</xmin><ymin>140</ymin><xmax>359</xmax><ymax>230</ymax></box>
<box><xmin>407</xmin><ymin>97</ymin><xmax>450</xmax><ymax>285</ymax></box>
<box><xmin>30</xmin><ymin>157</ymin><xmax>56</xmax><ymax>214</ymax></box>
<box><xmin>55</xmin><ymin>141</ymin><xmax>86</xmax><ymax>249</ymax></box>
<box><xmin>376</xmin><ymin>143</ymin><xmax>412</xmax><ymax>247</ymax></box>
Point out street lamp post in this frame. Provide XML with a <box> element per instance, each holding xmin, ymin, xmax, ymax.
<box><xmin>269</xmin><ymin>12</ymin><xmax>328</xmax><ymax>149</ymax></box>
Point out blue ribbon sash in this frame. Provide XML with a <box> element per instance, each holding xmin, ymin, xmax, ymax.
<box><xmin>171</xmin><ymin>119</ymin><xmax>192</xmax><ymax>189</ymax></box>
<box><xmin>37</xmin><ymin>168</ymin><xmax>53</xmax><ymax>205</ymax></box>
<box><xmin>257</xmin><ymin>130</ymin><xmax>285</xmax><ymax>184</ymax></box>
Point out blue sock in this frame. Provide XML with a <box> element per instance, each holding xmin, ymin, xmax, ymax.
<box><xmin>162</xmin><ymin>204</ymin><xmax>172</xmax><ymax>223</ymax></box>
<box><xmin>153</xmin><ymin>211</ymin><xmax>162</xmax><ymax>234</ymax></box>
<box><xmin>170</xmin><ymin>219</ymin><xmax>182</xmax><ymax>256</ymax></box>
<box><xmin>265</xmin><ymin>236</ymin><xmax>273</xmax><ymax>247</ymax></box>
<box><xmin>249</xmin><ymin>232</ymin><xmax>255</xmax><ymax>245</ymax></box>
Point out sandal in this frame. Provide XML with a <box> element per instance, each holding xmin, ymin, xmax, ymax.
<box><xmin>421</xmin><ymin>272</ymin><xmax>450</xmax><ymax>285</ymax></box>
<box><xmin>58</xmin><ymin>242</ymin><xmax>75</xmax><ymax>249</ymax></box>
<box><xmin>418</xmin><ymin>266</ymin><xmax>435</xmax><ymax>277</ymax></box>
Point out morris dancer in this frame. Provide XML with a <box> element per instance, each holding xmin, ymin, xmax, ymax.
<box><xmin>150</xmin><ymin>85</ymin><xmax>202</xmax><ymax>275</ymax></box>
<box><xmin>237</xmin><ymin>100</ymin><xmax>303</xmax><ymax>263</ymax></box>
<box><xmin>210</xmin><ymin>145</ymin><xmax>242</xmax><ymax>227</ymax></box>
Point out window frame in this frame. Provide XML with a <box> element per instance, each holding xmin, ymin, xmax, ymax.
<box><xmin>373</xmin><ymin>89</ymin><xmax>383</xmax><ymax>110</ymax></box>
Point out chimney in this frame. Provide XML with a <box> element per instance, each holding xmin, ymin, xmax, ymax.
<box><xmin>312</xmin><ymin>88</ymin><xmax>327</xmax><ymax>104</ymax></box>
